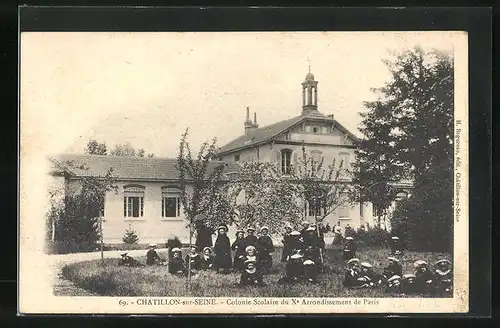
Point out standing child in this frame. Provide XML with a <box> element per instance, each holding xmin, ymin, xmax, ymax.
<box><xmin>289</xmin><ymin>230</ymin><xmax>304</xmax><ymax>254</ymax></box>
<box><xmin>185</xmin><ymin>244</ymin><xmax>203</xmax><ymax>272</ymax></box>
<box><xmin>214</xmin><ymin>225</ymin><xmax>232</xmax><ymax>274</ymax></box>
<box><xmin>343</xmin><ymin>236</ymin><xmax>357</xmax><ymax>261</ymax></box>
<box><xmin>232</xmin><ymin>228</ymin><xmax>246</xmax><ymax>271</ymax></box>
<box><xmin>257</xmin><ymin>226</ymin><xmax>274</xmax><ymax>274</ymax></box>
<box><xmin>243</xmin><ymin>227</ymin><xmax>258</xmax><ymax>249</ymax></box>
<box><xmin>239</xmin><ymin>259</ymin><xmax>265</xmax><ymax>286</ymax></box>
<box><xmin>200</xmin><ymin>247</ymin><xmax>215</xmax><ymax>271</ymax></box>
<box><xmin>389</xmin><ymin>236</ymin><xmax>404</xmax><ymax>255</ymax></box>
<box><xmin>303</xmin><ymin>259</ymin><xmax>318</xmax><ymax>283</ymax></box>
<box><xmin>281</xmin><ymin>224</ymin><xmax>293</xmax><ymax>263</ymax></box>
<box><xmin>169</xmin><ymin>248</ymin><xmax>187</xmax><ymax>276</ymax></box>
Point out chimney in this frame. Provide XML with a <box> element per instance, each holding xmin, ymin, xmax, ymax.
<box><xmin>253</xmin><ymin>112</ymin><xmax>259</xmax><ymax>128</ymax></box>
<box><xmin>328</xmin><ymin>114</ymin><xmax>334</xmax><ymax>121</ymax></box>
<box><xmin>244</xmin><ymin>106</ymin><xmax>254</xmax><ymax>135</ymax></box>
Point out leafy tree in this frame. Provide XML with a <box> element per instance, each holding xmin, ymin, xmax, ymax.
<box><xmin>229</xmin><ymin>161</ymin><xmax>303</xmax><ymax>234</ymax></box>
<box><xmin>85</xmin><ymin>139</ymin><xmax>108</xmax><ymax>155</ymax></box>
<box><xmin>122</xmin><ymin>224</ymin><xmax>139</xmax><ymax>244</ymax></box>
<box><xmin>176</xmin><ymin>128</ymin><xmax>226</xmax><ymax>285</ymax></box>
<box><xmin>48</xmin><ymin>165</ymin><xmax>117</xmax><ymax>253</ymax></box>
<box><xmin>293</xmin><ymin>145</ymin><xmax>353</xmax><ymax>227</ymax></box>
<box><xmin>354</xmin><ymin>47</ymin><xmax>454</xmax><ymax>252</ymax></box>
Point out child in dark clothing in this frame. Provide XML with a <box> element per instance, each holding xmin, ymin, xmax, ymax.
<box><xmin>434</xmin><ymin>259</ymin><xmax>452</xmax><ymax>295</ymax></box>
<box><xmin>239</xmin><ymin>260</ymin><xmax>265</xmax><ymax>286</ymax></box>
<box><xmin>382</xmin><ymin>256</ymin><xmax>403</xmax><ymax>282</ymax></box>
<box><xmin>200</xmin><ymin>247</ymin><xmax>215</xmax><ymax>271</ymax></box>
<box><xmin>169</xmin><ymin>248</ymin><xmax>187</xmax><ymax>276</ymax></box>
<box><xmin>343</xmin><ymin>236</ymin><xmax>357</xmax><ymax>261</ymax></box>
<box><xmin>278</xmin><ymin>251</ymin><xmax>304</xmax><ymax>284</ymax></box>
<box><xmin>389</xmin><ymin>236</ymin><xmax>404</xmax><ymax>255</ymax></box>
<box><xmin>414</xmin><ymin>260</ymin><xmax>435</xmax><ymax>295</ymax></box>
<box><xmin>231</xmin><ymin>229</ymin><xmax>246</xmax><ymax>272</ymax></box>
<box><xmin>343</xmin><ymin>258</ymin><xmax>362</xmax><ymax>288</ymax></box>
<box><xmin>214</xmin><ymin>225</ymin><xmax>232</xmax><ymax>273</ymax></box>
<box><xmin>146</xmin><ymin>243</ymin><xmax>164</xmax><ymax>266</ymax></box>
<box><xmin>185</xmin><ymin>244</ymin><xmax>203</xmax><ymax>272</ymax></box>
<box><xmin>281</xmin><ymin>225</ymin><xmax>293</xmax><ymax>263</ymax></box>
<box><xmin>257</xmin><ymin>226</ymin><xmax>274</xmax><ymax>274</ymax></box>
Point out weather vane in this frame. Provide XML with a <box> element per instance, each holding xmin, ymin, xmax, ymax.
<box><xmin>307</xmin><ymin>57</ymin><xmax>311</xmax><ymax>73</ymax></box>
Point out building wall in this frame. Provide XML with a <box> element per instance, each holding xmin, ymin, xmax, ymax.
<box><xmin>217</xmin><ymin>126</ymin><xmax>368</xmax><ymax>230</ymax></box>
<box><xmin>100</xmin><ymin>180</ymin><xmax>193</xmax><ymax>244</ymax></box>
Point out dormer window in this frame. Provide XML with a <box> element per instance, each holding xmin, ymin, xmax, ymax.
<box><xmin>234</xmin><ymin>154</ymin><xmax>240</xmax><ymax>162</ymax></box>
<box><xmin>313</xmin><ymin>127</ymin><xmax>319</xmax><ymax>134</ymax></box>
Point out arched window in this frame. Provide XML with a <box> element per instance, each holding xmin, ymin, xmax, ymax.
<box><xmin>162</xmin><ymin>186</ymin><xmax>181</xmax><ymax>218</ymax></box>
<box><xmin>281</xmin><ymin>149</ymin><xmax>293</xmax><ymax>175</ymax></box>
<box><xmin>123</xmin><ymin>185</ymin><xmax>145</xmax><ymax>218</ymax></box>
<box><xmin>312</xmin><ymin>126</ymin><xmax>319</xmax><ymax>134</ymax></box>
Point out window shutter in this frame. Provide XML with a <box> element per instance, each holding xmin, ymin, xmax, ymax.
<box><xmin>274</xmin><ymin>150</ymin><xmax>280</xmax><ymax>172</ymax></box>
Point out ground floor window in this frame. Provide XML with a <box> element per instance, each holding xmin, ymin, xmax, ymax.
<box><xmin>123</xmin><ymin>185</ymin><xmax>145</xmax><ymax>218</ymax></box>
<box><xmin>162</xmin><ymin>187</ymin><xmax>181</xmax><ymax>218</ymax></box>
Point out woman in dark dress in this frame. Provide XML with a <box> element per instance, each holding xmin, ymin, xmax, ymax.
<box><xmin>213</xmin><ymin>225</ymin><xmax>232</xmax><ymax>274</ymax></box>
<box><xmin>231</xmin><ymin>228</ymin><xmax>246</xmax><ymax>272</ymax></box>
<box><xmin>195</xmin><ymin>220</ymin><xmax>214</xmax><ymax>251</ymax></box>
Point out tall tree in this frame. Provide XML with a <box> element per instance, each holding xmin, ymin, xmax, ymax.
<box><xmin>176</xmin><ymin>128</ymin><xmax>226</xmax><ymax>285</ymax></box>
<box><xmin>84</xmin><ymin>139</ymin><xmax>108</xmax><ymax>155</ymax></box>
<box><xmin>354</xmin><ymin>47</ymin><xmax>454</xmax><ymax>252</ymax></box>
<box><xmin>85</xmin><ymin>139</ymin><xmax>155</xmax><ymax>157</ymax></box>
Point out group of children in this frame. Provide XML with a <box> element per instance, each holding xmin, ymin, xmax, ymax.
<box><xmin>118</xmin><ymin>222</ymin><xmax>452</xmax><ymax>295</ymax></box>
<box><xmin>341</xmin><ymin>236</ymin><xmax>453</xmax><ymax>296</ymax></box>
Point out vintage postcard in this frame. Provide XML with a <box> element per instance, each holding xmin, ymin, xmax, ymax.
<box><xmin>19</xmin><ymin>30</ymin><xmax>469</xmax><ymax>314</ymax></box>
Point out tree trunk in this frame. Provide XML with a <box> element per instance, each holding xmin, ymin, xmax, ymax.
<box><xmin>187</xmin><ymin>219</ymin><xmax>193</xmax><ymax>289</ymax></box>
<box><xmin>99</xmin><ymin>217</ymin><xmax>104</xmax><ymax>261</ymax></box>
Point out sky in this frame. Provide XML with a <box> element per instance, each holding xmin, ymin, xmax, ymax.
<box><xmin>21</xmin><ymin>31</ymin><xmax>457</xmax><ymax>159</ymax></box>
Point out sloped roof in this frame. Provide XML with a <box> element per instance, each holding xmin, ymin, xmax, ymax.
<box><xmin>217</xmin><ymin>112</ymin><xmax>360</xmax><ymax>156</ymax></box>
<box><xmin>49</xmin><ymin>153</ymin><xmax>241</xmax><ymax>181</ymax></box>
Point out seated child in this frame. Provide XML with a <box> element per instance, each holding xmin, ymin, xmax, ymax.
<box><xmin>240</xmin><ymin>259</ymin><xmax>265</xmax><ymax>286</ymax></box>
<box><xmin>200</xmin><ymin>247</ymin><xmax>215</xmax><ymax>271</ymax></box>
<box><xmin>343</xmin><ymin>258</ymin><xmax>362</xmax><ymax>288</ymax></box>
<box><xmin>146</xmin><ymin>243</ymin><xmax>165</xmax><ymax>266</ymax></box>
<box><xmin>343</xmin><ymin>236</ymin><xmax>357</xmax><ymax>261</ymax></box>
<box><xmin>118</xmin><ymin>253</ymin><xmax>144</xmax><ymax>267</ymax></box>
<box><xmin>278</xmin><ymin>250</ymin><xmax>305</xmax><ymax>284</ymax></box>
<box><xmin>244</xmin><ymin>245</ymin><xmax>259</xmax><ymax>267</ymax></box>
<box><xmin>382</xmin><ymin>256</ymin><xmax>403</xmax><ymax>282</ymax></box>
<box><xmin>303</xmin><ymin>259</ymin><xmax>318</xmax><ymax>283</ymax></box>
<box><xmin>414</xmin><ymin>260</ymin><xmax>435</xmax><ymax>295</ymax></box>
<box><xmin>401</xmin><ymin>273</ymin><xmax>418</xmax><ymax>294</ymax></box>
<box><xmin>357</xmin><ymin>262</ymin><xmax>381</xmax><ymax>288</ymax></box>
<box><xmin>169</xmin><ymin>248</ymin><xmax>187</xmax><ymax>276</ymax></box>
<box><xmin>385</xmin><ymin>275</ymin><xmax>403</xmax><ymax>294</ymax></box>
<box><xmin>433</xmin><ymin>259</ymin><xmax>453</xmax><ymax>295</ymax></box>
<box><xmin>185</xmin><ymin>244</ymin><xmax>203</xmax><ymax>272</ymax></box>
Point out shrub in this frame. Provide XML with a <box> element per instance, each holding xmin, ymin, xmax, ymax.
<box><xmin>355</xmin><ymin>226</ymin><xmax>391</xmax><ymax>247</ymax></box>
<box><xmin>122</xmin><ymin>225</ymin><xmax>139</xmax><ymax>244</ymax></box>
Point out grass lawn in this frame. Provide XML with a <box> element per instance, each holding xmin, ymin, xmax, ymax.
<box><xmin>60</xmin><ymin>246</ymin><xmax>451</xmax><ymax>297</ymax></box>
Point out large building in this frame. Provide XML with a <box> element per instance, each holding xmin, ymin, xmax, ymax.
<box><xmin>47</xmin><ymin>70</ymin><xmax>411</xmax><ymax>245</ymax></box>
<box><xmin>216</xmin><ymin>70</ymin><xmax>390</xmax><ymax>231</ymax></box>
